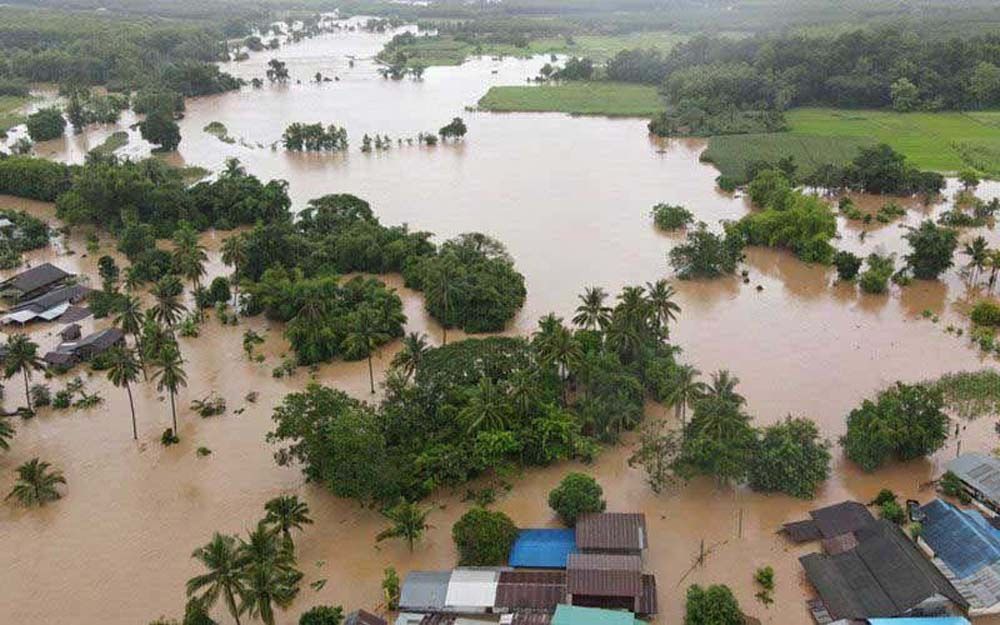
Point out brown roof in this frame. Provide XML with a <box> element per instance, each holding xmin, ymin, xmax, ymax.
<box><xmin>417</xmin><ymin>615</ymin><xmax>455</xmax><ymax>625</ymax></box>
<box><xmin>511</xmin><ymin>614</ymin><xmax>552</xmax><ymax>625</ymax></box>
<box><xmin>575</xmin><ymin>513</ymin><xmax>647</xmax><ymax>552</ymax></box>
<box><xmin>822</xmin><ymin>533</ymin><xmax>859</xmax><ymax>555</ymax></box>
<box><xmin>495</xmin><ymin>570</ymin><xmax>566</xmax><ymax>611</ymax></box>
<box><xmin>639</xmin><ymin>574</ymin><xmax>658</xmax><ymax>615</ymax></box>
<box><xmin>346</xmin><ymin>610</ymin><xmax>387</xmax><ymax>625</ymax></box>
<box><xmin>566</xmin><ymin>553</ymin><xmax>642</xmax><ymax>597</ymax></box>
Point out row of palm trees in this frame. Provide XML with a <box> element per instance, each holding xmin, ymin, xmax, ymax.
<box><xmin>187</xmin><ymin>495</ymin><xmax>312</xmax><ymax>625</ymax></box>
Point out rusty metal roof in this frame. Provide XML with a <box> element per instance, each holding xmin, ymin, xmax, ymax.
<box><xmin>566</xmin><ymin>554</ymin><xmax>642</xmax><ymax>597</ymax></box>
<box><xmin>639</xmin><ymin>574</ymin><xmax>657</xmax><ymax>615</ymax></box>
<box><xmin>495</xmin><ymin>570</ymin><xmax>566</xmax><ymax>611</ymax></box>
<box><xmin>575</xmin><ymin>513</ymin><xmax>647</xmax><ymax>552</ymax></box>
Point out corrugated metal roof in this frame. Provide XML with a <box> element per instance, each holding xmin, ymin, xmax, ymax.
<box><xmin>1</xmin><ymin>263</ymin><xmax>69</xmax><ymax>295</ymax></box>
<box><xmin>566</xmin><ymin>554</ymin><xmax>642</xmax><ymax>598</ymax></box>
<box><xmin>921</xmin><ymin>499</ymin><xmax>1000</xmax><ymax>578</ymax></box>
<box><xmin>575</xmin><ymin>513</ymin><xmax>646</xmax><ymax>552</ymax></box>
<box><xmin>639</xmin><ymin>574</ymin><xmax>657</xmax><ymax>615</ymax></box>
<box><xmin>345</xmin><ymin>610</ymin><xmax>388</xmax><ymax>625</ymax></box>
<box><xmin>810</xmin><ymin>501</ymin><xmax>877</xmax><ymax>539</ymax></box>
<box><xmin>495</xmin><ymin>570</ymin><xmax>566</xmax><ymax>611</ymax></box>
<box><xmin>948</xmin><ymin>454</ymin><xmax>1000</xmax><ymax>505</ymax></box>
<box><xmin>444</xmin><ymin>568</ymin><xmax>500</xmax><ymax>610</ymax></box>
<box><xmin>867</xmin><ymin>619</ymin><xmax>970</xmax><ymax>625</ymax></box>
<box><xmin>399</xmin><ymin>571</ymin><xmax>451</xmax><ymax>612</ymax></box>
<box><xmin>510</xmin><ymin>529</ymin><xmax>577</xmax><ymax>568</ymax></box>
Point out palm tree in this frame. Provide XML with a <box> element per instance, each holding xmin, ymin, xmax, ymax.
<box><xmin>965</xmin><ymin>236</ymin><xmax>990</xmax><ymax>283</ymax></box>
<box><xmin>533</xmin><ymin>315</ymin><xmax>582</xmax><ymax>404</ymax></box>
<box><xmin>460</xmin><ymin>377</ymin><xmax>509</xmax><ymax>433</ymax></box>
<box><xmin>665</xmin><ymin>364</ymin><xmax>707</xmax><ymax>430</ymax></box>
<box><xmin>390</xmin><ymin>332</ymin><xmax>429</xmax><ymax>381</ymax></box>
<box><xmin>107</xmin><ymin>347</ymin><xmax>141</xmax><ymax>440</ymax></box>
<box><xmin>703</xmin><ymin>369</ymin><xmax>745</xmax><ymax>406</ymax></box>
<box><xmin>343</xmin><ymin>307</ymin><xmax>390</xmax><ymax>394</ymax></box>
<box><xmin>152</xmin><ymin>342</ymin><xmax>188</xmax><ymax>433</ymax></box>
<box><xmin>572</xmin><ymin>286</ymin><xmax>611</xmax><ymax>330</ymax></box>
<box><xmin>221</xmin><ymin>234</ymin><xmax>248</xmax><ymax>305</ymax></box>
<box><xmin>507</xmin><ymin>366</ymin><xmax>541</xmax><ymax>416</ymax></box>
<box><xmin>263</xmin><ymin>495</ymin><xmax>313</xmax><ymax>545</ymax></box>
<box><xmin>4</xmin><ymin>333</ymin><xmax>44</xmax><ymax>412</ymax></box>
<box><xmin>173</xmin><ymin>224</ymin><xmax>208</xmax><ymax>291</ymax></box>
<box><xmin>151</xmin><ymin>275</ymin><xmax>187</xmax><ymax>329</ymax></box>
<box><xmin>645</xmin><ymin>279</ymin><xmax>681</xmax><ymax>338</ymax></box>
<box><xmin>988</xmin><ymin>249</ymin><xmax>1000</xmax><ymax>291</ymax></box>
<box><xmin>114</xmin><ymin>294</ymin><xmax>146</xmax><ymax>374</ymax></box>
<box><xmin>608</xmin><ymin>286</ymin><xmax>653</xmax><ymax>362</ymax></box>
<box><xmin>0</xmin><ymin>417</ymin><xmax>14</xmax><ymax>450</ymax></box>
<box><xmin>6</xmin><ymin>458</ymin><xmax>65</xmax><ymax>507</ymax></box>
<box><xmin>423</xmin><ymin>256</ymin><xmax>461</xmax><ymax>345</ymax></box>
<box><xmin>376</xmin><ymin>502</ymin><xmax>432</xmax><ymax>552</ymax></box>
<box><xmin>188</xmin><ymin>533</ymin><xmax>247</xmax><ymax>625</ymax></box>
<box><xmin>238</xmin><ymin>521</ymin><xmax>302</xmax><ymax>625</ymax></box>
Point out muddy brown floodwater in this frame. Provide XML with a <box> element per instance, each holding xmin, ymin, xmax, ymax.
<box><xmin>3</xmin><ymin>17</ymin><xmax>1000</xmax><ymax>625</ymax></box>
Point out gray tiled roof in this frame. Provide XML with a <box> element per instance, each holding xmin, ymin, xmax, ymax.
<box><xmin>948</xmin><ymin>453</ymin><xmax>1000</xmax><ymax>504</ymax></box>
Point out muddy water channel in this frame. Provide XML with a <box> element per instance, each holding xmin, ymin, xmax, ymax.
<box><xmin>4</xmin><ymin>19</ymin><xmax>1000</xmax><ymax>625</ymax></box>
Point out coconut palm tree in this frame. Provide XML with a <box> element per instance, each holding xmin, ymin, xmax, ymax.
<box><xmin>665</xmin><ymin>364</ymin><xmax>707</xmax><ymax>430</ymax></box>
<box><xmin>0</xmin><ymin>417</ymin><xmax>14</xmax><ymax>451</ymax></box>
<box><xmin>151</xmin><ymin>275</ymin><xmax>187</xmax><ymax>329</ymax></box>
<box><xmin>390</xmin><ymin>332</ymin><xmax>429</xmax><ymax>381</ymax></box>
<box><xmin>645</xmin><ymin>279</ymin><xmax>681</xmax><ymax>338</ymax></box>
<box><xmin>152</xmin><ymin>342</ymin><xmax>187</xmax><ymax>434</ymax></box>
<box><xmin>114</xmin><ymin>294</ymin><xmax>146</xmax><ymax>373</ymax></box>
<box><xmin>172</xmin><ymin>224</ymin><xmax>208</xmax><ymax>291</ymax></box>
<box><xmin>187</xmin><ymin>533</ymin><xmax>247</xmax><ymax>625</ymax></box>
<box><xmin>507</xmin><ymin>366</ymin><xmax>542</xmax><ymax>416</ymax></box>
<box><xmin>988</xmin><ymin>249</ymin><xmax>1000</xmax><ymax>291</ymax></box>
<box><xmin>221</xmin><ymin>234</ymin><xmax>248</xmax><ymax>305</ymax></box>
<box><xmin>6</xmin><ymin>458</ymin><xmax>65</xmax><ymax>507</ymax></box>
<box><xmin>376</xmin><ymin>502</ymin><xmax>432</xmax><ymax>552</ymax></box>
<box><xmin>263</xmin><ymin>495</ymin><xmax>313</xmax><ymax>545</ymax></box>
<box><xmin>964</xmin><ymin>236</ymin><xmax>990</xmax><ymax>283</ymax></box>
<box><xmin>533</xmin><ymin>315</ymin><xmax>582</xmax><ymax>404</ymax></box>
<box><xmin>4</xmin><ymin>333</ymin><xmax>44</xmax><ymax>412</ymax></box>
<box><xmin>106</xmin><ymin>347</ymin><xmax>141</xmax><ymax>440</ymax></box>
<box><xmin>703</xmin><ymin>369</ymin><xmax>745</xmax><ymax>406</ymax></box>
<box><xmin>423</xmin><ymin>256</ymin><xmax>461</xmax><ymax>345</ymax></box>
<box><xmin>343</xmin><ymin>307</ymin><xmax>390</xmax><ymax>394</ymax></box>
<box><xmin>460</xmin><ymin>377</ymin><xmax>509</xmax><ymax>433</ymax></box>
<box><xmin>572</xmin><ymin>286</ymin><xmax>611</xmax><ymax>330</ymax></box>
<box><xmin>237</xmin><ymin>521</ymin><xmax>302</xmax><ymax>625</ymax></box>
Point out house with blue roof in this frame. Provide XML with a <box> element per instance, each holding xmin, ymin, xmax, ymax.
<box><xmin>919</xmin><ymin>499</ymin><xmax>1000</xmax><ymax>616</ymax></box>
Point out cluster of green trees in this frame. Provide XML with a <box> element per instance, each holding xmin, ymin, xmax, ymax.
<box><xmin>65</xmin><ymin>89</ymin><xmax>130</xmax><ymax>132</ymax></box>
<box><xmin>268</xmin><ymin>280</ymin><xmax>687</xmax><ymax>503</ymax></box>
<box><xmin>668</xmin><ymin>222</ymin><xmax>744</xmax><ymax>280</ymax></box>
<box><xmin>0</xmin><ymin>209</ymin><xmax>51</xmax><ymax>269</ymax></box>
<box><xmin>833</xmin><ymin>219</ymin><xmax>958</xmax><ymax>290</ymax></box>
<box><xmin>0</xmin><ymin>155</ymin><xmax>289</xmax><ymax>238</ymax></box>
<box><xmin>25</xmin><ymin>107</ymin><xmax>66</xmax><ymax>142</ymax></box>
<box><xmin>630</xmin><ymin>368</ymin><xmax>832</xmax><ymax>498</ymax></box>
<box><xmin>624</xmin><ymin>27</ymin><xmax>1000</xmax><ymax>135</ymax></box>
<box><xmin>281</xmin><ymin>123</ymin><xmax>348</xmax><ymax>152</ymax></box>
<box><xmin>0</xmin><ymin>5</ymin><xmax>246</xmax><ymax>93</ymax></box>
<box><xmin>186</xmin><ymin>495</ymin><xmax>313</xmax><ymax>625</ymax></box>
<box><xmin>841</xmin><ymin>382</ymin><xmax>950</xmax><ymax>471</ymax></box>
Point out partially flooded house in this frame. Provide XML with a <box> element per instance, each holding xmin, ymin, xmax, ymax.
<box><xmin>786</xmin><ymin>501</ymin><xmax>968</xmax><ymax>623</ymax></box>
<box><xmin>43</xmin><ymin>327</ymin><xmax>124</xmax><ymax>368</ymax></box>
<box><xmin>945</xmin><ymin>454</ymin><xmax>1000</xmax><ymax>513</ymax></box>
<box><xmin>0</xmin><ymin>263</ymin><xmax>72</xmax><ymax>302</ymax></box>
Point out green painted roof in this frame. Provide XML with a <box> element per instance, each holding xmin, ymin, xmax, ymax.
<box><xmin>551</xmin><ymin>605</ymin><xmax>641</xmax><ymax>625</ymax></box>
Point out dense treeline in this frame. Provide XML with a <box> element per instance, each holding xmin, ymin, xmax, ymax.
<box><xmin>0</xmin><ymin>5</ymin><xmax>245</xmax><ymax>93</ymax></box>
<box><xmin>268</xmin><ymin>280</ymin><xmax>686</xmax><ymax>502</ymax></box>
<box><xmin>230</xmin><ymin>194</ymin><xmax>527</xmax><ymax>346</ymax></box>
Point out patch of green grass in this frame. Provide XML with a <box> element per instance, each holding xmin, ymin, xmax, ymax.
<box><xmin>0</xmin><ymin>95</ymin><xmax>29</xmax><ymax>135</ymax></box>
<box><xmin>786</xmin><ymin>108</ymin><xmax>1000</xmax><ymax>176</ymax></box>
<box><xmin>477</xmin><ymin>82</ymin><xmax>664</xmax><ymax>117</ymax></box>
<box><xmin>702</xmin><ymin>133</ymin><xmax>875</xmax><ymax>182</ymax></box>
<box><xmin>89</xmin><ymin>130</ymin><xmax>129</xmax><ymax>157</ymax></box>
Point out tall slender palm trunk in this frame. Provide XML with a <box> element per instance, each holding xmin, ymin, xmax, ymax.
<box><xmin>22</xmin><ymin>368</ymin><xmax>31</xmax><ymax>412</ymax></box>
<box><xmin>169</xmin><ymin>390</ymin><xmax>177</xmax><ymax>433</ymax></box>
<box><xmin>367</xmin><ymin>352</ymin><xmax>375</xmax><ymax>394</ymax></box>
<box><xmin>126</xmin><ymin>382</ymin><xmax>137</xmax><ymax>440</ymax></box>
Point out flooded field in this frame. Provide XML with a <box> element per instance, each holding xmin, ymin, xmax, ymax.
<box><xmin>2</xmin><ymin>18</ymin><xmax>1000</xmax><ymax>625</ymax></box>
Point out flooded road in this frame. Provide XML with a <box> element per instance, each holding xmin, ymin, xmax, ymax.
<box><xmin>2</xmin><ymin>18</ymin><xmax>1000</xmax><ymax>625</ymax></box>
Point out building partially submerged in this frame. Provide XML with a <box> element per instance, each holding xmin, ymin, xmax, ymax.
<box><xmin>798</xmin><ymin>517</ymin><xmax>967</xmax><ymax>623</ymax></box>
<box><xmin>43</xmin><ymin>327</ymin><xmax>125</xmax><ymax>368</ymax></box>
<box><xmin>1</xmin><ymin>284</ymin><xmax>91</xmax><ymax>325</ymax></box>
<box><xmin>345</xmin><ymin>610</ymin><xmax>388</xmax><ymax>625</ymax></box>
<box><xmin>946</xmin><ymin>454</ymin><xmax>1000</xmax><ymax>513</ymax></box>
<box><xmin>575</xmin><ymin>513</ymin><xmax>647</xmax><ymax>556</ymax></box>
<box><xmin>0</xmin><ymin>263</ymin><xmax>72</xmax><ymax>302</ymax></box>
<box><xmin>918</xmin><ymin>499</ymin><xmax>1000</xmax><ymax>616</ymax></box>
<box><xmin>509</xmin><ymin>529</ymin><xmax>577</xmax><ymax>569</ymax></box>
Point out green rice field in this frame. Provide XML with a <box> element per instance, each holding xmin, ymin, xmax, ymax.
<box><xmin>477</xmin><ymin>82</ymin><xmax>664</xmax><ymax>117</ymax></box>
